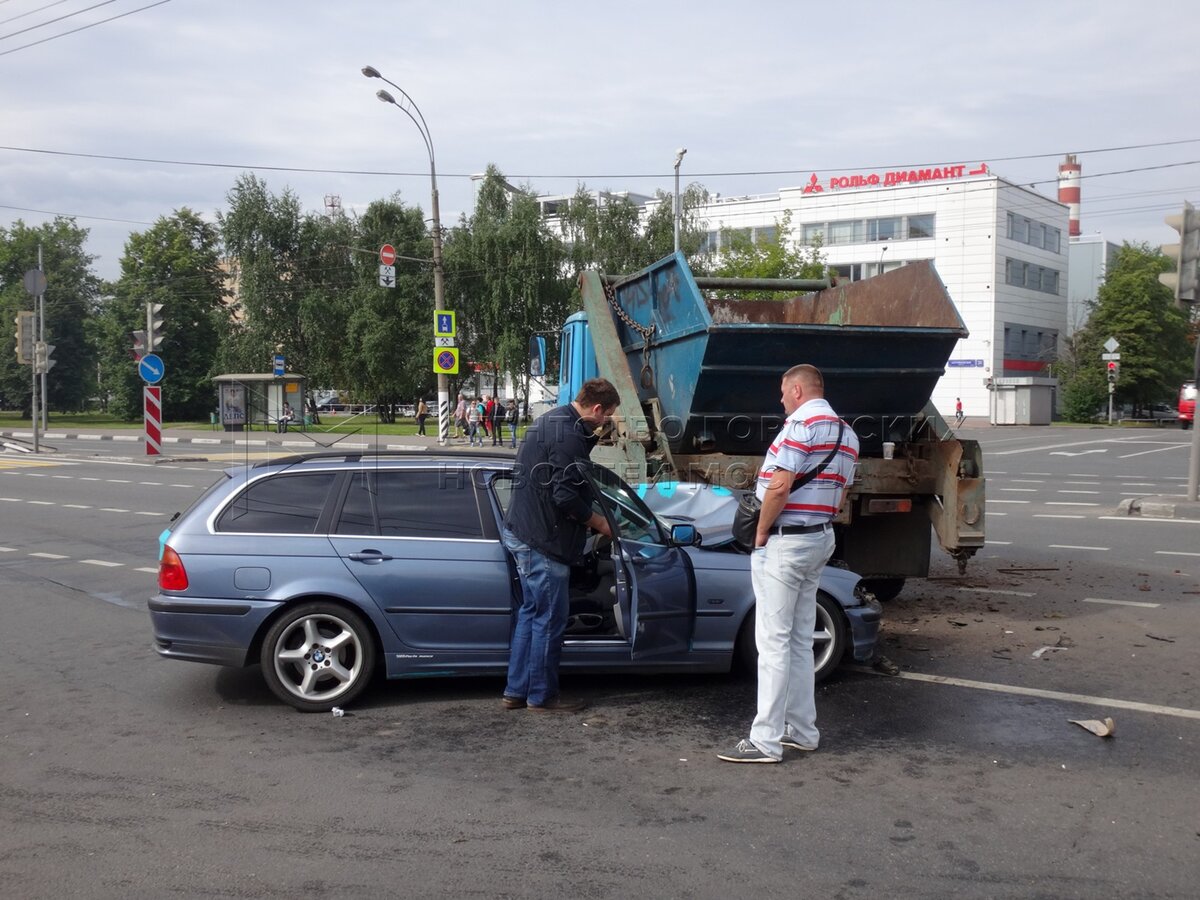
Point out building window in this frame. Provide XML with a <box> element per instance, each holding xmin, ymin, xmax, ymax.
<box><xmin>908</xmin><ymin>214</ymin><xmax>934</xmax><ymax>239</ymax></box>
<box><xmin>1005</xmin><ymin>257</ymin><xmax>1061</xmax><ymax>294</ymax></box>
<box><xmin>1007</xmin><ymin>212</ymin><xmax>1061</xmax><ymax>255</ymax></box>
<box><xmin>801</xmin><ymin>214</ymin><xmax>934</xmax><ymax>246</ymax></box>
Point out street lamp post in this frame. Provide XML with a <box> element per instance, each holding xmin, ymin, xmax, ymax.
<box><xmin>673</xmin><ymin>148</ymin><xmax>687</xmax><ymax>254</ymax></box>
<box><xmin>362</xmin><ymin>65</ymin><xmax>450</xmax><ymax>446</ymax></box>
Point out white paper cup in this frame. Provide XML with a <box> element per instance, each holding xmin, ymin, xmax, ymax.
<box><xmin>882</xmin><ymin>442</ymin><xmax>895</xmax><ymax>459</ymax></box>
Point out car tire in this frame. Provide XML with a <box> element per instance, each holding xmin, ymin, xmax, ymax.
<box><xmin>861</xmin><ymin>577</ymin><xmax>905</xmax><ymax>602</ymax></box>
<box><xmin>736</xmin><ymin>591</ymin><xmax>848</xmax><ymax>683</ymax></box>
<box><xmin>260</xmin><ymin>602</ymin><xmax>376</xmax><ymax>712</ymax></box>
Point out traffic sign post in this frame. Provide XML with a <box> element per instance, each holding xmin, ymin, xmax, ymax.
<box><xmin>144</xmin><ymin>386</ymin><xmax>162</xmax><ymax>456</ymax></box>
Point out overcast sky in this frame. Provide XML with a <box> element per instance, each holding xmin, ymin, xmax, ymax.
<box><xmin>3</xmin><ymin>0</ymin><xmax>1199</xmax><ymax>281</ymax></box>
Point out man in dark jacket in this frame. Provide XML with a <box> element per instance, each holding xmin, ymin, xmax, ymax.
<box><xmin>501</xmin><ymin>378</ymin><xmax>620</xmax><ymax>712</ymax></box>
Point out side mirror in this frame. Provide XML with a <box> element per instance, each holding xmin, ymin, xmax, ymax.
<box><xmin>670</xmin><ymin>523</ymin><xmax>701</xmax><ymax>546</ymax></box>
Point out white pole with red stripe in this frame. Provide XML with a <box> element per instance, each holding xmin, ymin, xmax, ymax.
<box><xmin>144</xmin><ymin>386</ymin><xmax>162</xmax><ymax>456</ymax></box>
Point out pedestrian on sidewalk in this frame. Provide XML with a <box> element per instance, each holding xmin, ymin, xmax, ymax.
<box><xmin>416</xmin><ymin>399</ymin><xmax>429</xmax><ymax>436</ymax></box>
<box><xmin>454</xmin><ymin>394</ymin><xmax>467</xmax><ymax>439</ymax></box>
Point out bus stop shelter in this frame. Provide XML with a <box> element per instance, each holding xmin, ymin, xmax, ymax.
<box><xmin>213</xmin><ymin>373</ymin><xmax>307</xmax><ymax>432</ymax></box>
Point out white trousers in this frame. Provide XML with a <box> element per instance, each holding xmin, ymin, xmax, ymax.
<box><xmin>748</xmin><ymin>529</ymin><xmax>835</xmax><ymax>759</ymax></box>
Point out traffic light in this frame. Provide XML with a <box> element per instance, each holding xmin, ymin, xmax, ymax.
<box><xmin>1160</xmin><ymin>200</ymin><xmax>1199</xmax><ymax>308</ymax></box>
<box><xmin>131</xmin><ymin>329</ymin><xmax>147</xmax><ymax>360</ymax></box>
<box><xmin>1106</xmin><ymin>361</ymin><xmax>1119</xmax><ymax>384</ymax></box>
<box><xmin>147</xmin><ymin>302</ymin><xmax>165</xmax><ymax>351</ymax></box>
<box><xmin>34</xmin><ymin>341</ymin><xmax>56</xmax><ymax>373</ymax></box>
<box><xmin>14</xmin><ymin>310</ymin><xmax>34</xmax><ymax>365</ymax></box>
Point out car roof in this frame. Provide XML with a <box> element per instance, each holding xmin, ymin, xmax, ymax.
<box><xmin>250</xmin><ymin>449</ymin><xmax>516</xmax><ymax>471</ymax></box>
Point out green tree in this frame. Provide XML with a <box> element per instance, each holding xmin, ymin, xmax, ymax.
<box><xmin>98</xmin><ymin>209</ymin><xmax>227</xmax><ymax>420</ymax></box>
<box><xmin>341</xmin><ymin>196</ymin><xmax>436</xmax><ymax>422</ymax></box>
<box><xmin>446</xmin><ymin>165</ymin><xmax>570</xmax><ymax>407</ymax></box>
<box><xmin>640</xmin><ymin>184</ymin><xmax>711</xmax><ymax>268</ymax></box>
<box><xmin>219</xmin><ymin>174</ymin><xmax>356</xmax><ymax>416</ymax></box>
<box><xmin>1063</xmin><ymin>243</ymin><xmax>1191</xmax><ymax>420</ymax></box>
<box><xmin>0</xmin><ymin>218</ymin><xmax>100</xmax><ymax>415</ymax></box>
<box><xmin>708</xmin><ymin>211</ymin><xmax>828</xmax><ymax>299</ymax></box>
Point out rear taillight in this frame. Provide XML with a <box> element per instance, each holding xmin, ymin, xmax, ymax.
<box><xmin>159</xmin><ymin>546</ymin><xmax>189</xmax><ymax>591</ymax></box>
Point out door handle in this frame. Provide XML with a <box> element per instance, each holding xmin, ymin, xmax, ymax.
<box><xmin>348</xmin><ymin>550</ymin><xmax>393</xmax><ymax>562</ymax></box>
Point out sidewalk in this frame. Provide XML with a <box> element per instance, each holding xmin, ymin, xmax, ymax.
<box><xmin>0</xmin><ymin>425</ymin><xmax>519</xmax><ymax>454</ymax></box>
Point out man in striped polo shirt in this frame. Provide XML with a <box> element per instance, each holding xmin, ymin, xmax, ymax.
<box><xmin>719</xmin><ymin>364</ymin><xmax>859</xmax><ymax>764</ymax></box>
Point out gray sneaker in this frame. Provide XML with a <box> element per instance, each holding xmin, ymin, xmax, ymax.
<box><xmin>780</xmin><ymin>733</ymin><xmax>817</xmax><ymax>752</ymax></box>
<box><xmin>717</xmin><ymin>739</ymin><xmax>780</xmax><ymax>763</ymax></box>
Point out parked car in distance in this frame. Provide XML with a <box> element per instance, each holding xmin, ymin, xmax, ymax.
<box><xmin>1180</xmin><ymin>381</ymin><xmax>1197</xmax><ymax>430</ymax></box>
<box><xmin>149</xmin><ymin>452</ymin><xmax>881</xmax><ymax>711</ymax></box>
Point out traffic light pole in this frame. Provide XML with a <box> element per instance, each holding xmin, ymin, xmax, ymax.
<box><xmin>1189</xmin><ymin>337</ymin><xmax>1200</xmax><ymax>502</ymax></box>
<box><xmin>38</xmin><ymin>245</ymin><xmax>46</xmax><ymax>431</ymax></box>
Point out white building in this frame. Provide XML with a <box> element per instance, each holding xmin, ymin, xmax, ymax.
<box><xmin>1066</xmin><ymin>234</ymin><xmax>1118</xmax><ymax>334</ymax></box>
<box><xmin>679</xmin><ymin>164</ymin><xmax>1070</xmax><ymax>420</ymax></box>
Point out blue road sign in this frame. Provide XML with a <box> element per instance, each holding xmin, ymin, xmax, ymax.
<box><xmin>138</xmin><ymin>353</ymin><xmax>165</xmax><ymax>384</ymax></box>
<box><xmin>273</xmin><ymin>354</ymin><xmax>285</xmax><ymax>376</ymax></box>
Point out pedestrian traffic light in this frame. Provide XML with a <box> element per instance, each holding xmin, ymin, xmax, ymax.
<box><xmin>147</xmin><ymin>302</ymin><xmax>165</xmax><ymax>351</ymax></box>
<box><xmin>1159</xmin><ymin>200</ymin><xmax>1200</xmax><ymax>308</ymax></box>
<box><xmin>14</xmin><ymin>310</ymin><xmax>35</xmax><ymax>365</ymax></box>
<box><xmin>1106</xmin><ymin>361</ymin><xmax>1118</xmax><ymax>384</ymax></box>
<box><xmin>131</xmin><ymin>329</ymin><xmax>147</xmax><ymax>360</ymax></box>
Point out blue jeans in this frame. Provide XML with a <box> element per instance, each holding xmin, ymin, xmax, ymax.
<box><xmin>509</xmin><ymin>421</ymin><xmax>517</xmax><ymax>447</ymax></box>
<box><xmin>748</xmin><ymin>529</ymin><xmax>835</xmax><ymax>759</ymax></box>
<box><xmin>503</xmin><ymin>528</ymin><xmax>570</xmax><ymax>706</ymax></box>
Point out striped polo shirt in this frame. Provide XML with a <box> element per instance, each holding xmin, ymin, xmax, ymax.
<box><xmin>756</xmin><ymin>398</ymin><xmax>860</xmax><ymax>528</ymax></box>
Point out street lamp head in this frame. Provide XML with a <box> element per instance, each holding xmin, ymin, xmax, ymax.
<box><xmin>376</xmin><ymin>89</ymin><xmax>396</xmax><ymax>105</ymax></box>
<box><xmin>361</xmin><ymin>65</ymin><xmax>381</xmax><ymax>79</ymax></box>
<box><xmin>674</xmin><ymin>147</ymin><xmax>687</xmax><ymax>167</ymax></box>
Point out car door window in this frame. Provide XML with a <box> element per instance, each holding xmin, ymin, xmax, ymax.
<box><xmin>587</xmin><ymin>466</ymin><xmax>666</xmax><ymax>544</ymax></box>
<box><xmin>335</xmin><ymin>470</ymin><xmax>484</xmax><ymax>538</ymax></box>
<box><xmin>216</xmin><ymin>472</ymin><xmax>337</xmax><ymax>534</ymax></box>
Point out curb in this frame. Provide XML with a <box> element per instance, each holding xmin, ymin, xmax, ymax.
<box><xmin>1116</xmin><ymin>496</ymin><xmax>1200</xmax><ymax>521</ymax></box>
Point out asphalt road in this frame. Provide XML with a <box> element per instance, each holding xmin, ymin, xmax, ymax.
<box><xmin>2</xmin><ymin>426</ymin><xmax>1197</xmax><ymax>898</ymax></box>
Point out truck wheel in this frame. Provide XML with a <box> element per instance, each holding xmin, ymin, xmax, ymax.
<box><xmin>261</xmin><ymin>602</ymin><xmax>376</xmax><ymax>712</ymax></box>
<box><xmin>735</xmin><ymin>591</ymin><xmax>847</xmax><ymax>683</ymax></box>
<box><xmin>861</xmin><ymin>577</ymin><xmax>905</xmax><ymax>602</ymax></box>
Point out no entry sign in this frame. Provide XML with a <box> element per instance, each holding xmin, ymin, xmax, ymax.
<box><xmin>379</xmin><ymin>244</ymin><xmax>396</xmax><ymax>266</ymax></box>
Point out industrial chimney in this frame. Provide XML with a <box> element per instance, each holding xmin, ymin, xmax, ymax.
<box><xmin>1057</xmin><ymin>154</ymin><xmax>1081</xmax><ymax>237</ymax></box>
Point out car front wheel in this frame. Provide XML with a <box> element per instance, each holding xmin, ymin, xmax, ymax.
<box><xmin>261</xmin><ymin>602</ymin><xmax>376</xmax><ymax>712</ymax></box>
<box><xmin>736</xmin><ymin>591</ymin><xmax>848</xmax><ymax>682</ymax></box>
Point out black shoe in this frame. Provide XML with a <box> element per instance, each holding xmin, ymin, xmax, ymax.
<box><xmin>780</xmin><ymin>733</ymin><xmax>817</xmax><ymax>752</ymax></box>
<box><xmin>501</xmin><ymin>695</ymin><xmax>526</xmax><ymax>710</ymax></box>
<box><xmin>528</xmin><ymin>696</ymin><xmax>586</xmax><ymax>712</ymax></box>
<box><xmin>717</xmin><ymin>739</ymin><xmax>780</xmax><ymax>763</ymax></box>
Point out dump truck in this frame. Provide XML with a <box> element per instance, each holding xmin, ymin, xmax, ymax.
<box><xmin>554</xmin><ymin>252</ymin><xmax>985</xmax><ymax>600</ymax></box>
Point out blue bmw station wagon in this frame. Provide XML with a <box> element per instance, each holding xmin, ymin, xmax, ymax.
<box><xmin>150</xmin><ymin>452</ymin><xmax>881</xmax><ymax>711</ymax></box>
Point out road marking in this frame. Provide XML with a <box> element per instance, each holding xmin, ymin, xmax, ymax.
<box><xmin>80</xmin><ymin>559</ymin><xmax>124</xmax><ymax>568</ymax></box>
<box><xmin>1025</xmin><ymin>472</ymin><xmax>1052</xmax><ymax>476</ymax></box>
<box><xmin>135</xmin><ymin>566</ymin><xmax>158</xmax><ymax>574</ymax></box>
<box><xmin>1082</xmin><ymin>597</ymin><xmax>1161</xmax><ymax>609</ymax></box>
<box><xmin>1034</xmin><ymin>514</ymin><xmax>1086</xmax><ymax>519</ymax></box>
<box><xmin>79</xmin><ymin>477</ymin><xmax>100</xmax><ymax>481</ymax></box>
<box><xmin>1063</xmin><ymin>481</ymin><xmax>1100</xmax><ymax>486</ymax></box>
<box><xmin>1117</xmin><ymin>482</ymin><xmax>1158</xmax><ymax>487</ymax></box>
<box><xmin>169</xmin><ymin>484</ymin><xmax>192</xmax><ymax>488</ymax></box>
<box><xmin>988</xmin><ymin>511</ymin><xmax>1007</xmax><ymax>516</ymax></box>
<box><xmin>860</xmin><ymin>670</ymin><xmax>1200</xmax><ymax>721</ymax></box>
<box><xmin>986</xmin><ymin>540</ymin><xmax>1012</xmax><ymax>545</ymax></box>
<box><xmin>0</xmin><ymin>546</ymin><xmax>16</xmax><ymax>552</ymax></box>
<box><xmin>25</xmin><ymin>473</ymin><xmax>46</xmax><ymax>477</ymax></box>
<box><xmin>50</xmin><ymin>475</ymin><xmax>72</xmax><ymax>479</ymax></box>
<box><xmin>62</xmin><ymin>504</ymin><xmax>91</xmax><ymax>509</ymax></box>
<box><xmin>1048</xmin><ymin>544</ymin><xmax>1108</xmax><ymax>551</ymax></box>
<box><xmin>991</xmin><ymin>438</ymin><xmax>1130</xmax><ymax>456</ymax></box>
<box><xmin>1010</xmin><ymin>479</ymin><xmax>1045</xmax><ymax>484</ymax></box>
<box><xmin>959</xmin><ymin>587</ymin><xmax>1035</xmax><ymax>597</ymax></box>
<box><xmin>0</xmin><ymin>497</ymin><xmax>21</xmax><ymax>502</ymax></box>
<box><xmin>100</xmin><ymin>508</ymin><xmax>129</xmax><ymax>513</ymax></box>
<box><xmin>1119</xmin><ymin>445</ymin><xmax>1188</xmax><ymax>459</ymax></box>
<box><xmin>1057</xmin><ymin>490</ymin><xmax>1099</xmax><ymax>495</ymax></box>
<box><xmin>134</xmin><ymin>511</ymin><xmax>165</xmax><ymax>516</ymax></box>
<box><xmin>1099</xmin><ymin>516</ymin><xmax>1200</xmax><ymax>526</ymax></box>
<box><xmin>1156</xmin><ymin>550</ymin><xmax>1200</xmax><ymax>557</ymax></box>
<box><xmin>29</xmin><ymin>552</ymin><xmax>67</xmax><ymax>559</ymax></box>
<box><xmin>1046</xmin><ymin>501</ymin><xmax>1100</xmax><ymax>506</ymax></box>
<box><xmin>139</xmin><ymin>481</ymin><xmax>163</xmax><ymax>486</ymax></box>
<box><xmin>27</xmin><ymin>500</ymin><xmax>54</xmax><ymax>505</ymax></box>
<box><xmin>107</xmin><ymin>479</ymin><xmax>132</xmax><ymax>483</ymax></box>
<box><xmin>1000</xmin><ymin>488</ymin><xmax>1038</xmax><ymax>493</ymax></box>
<box><xmin>992</xmin><ymin>499</ymin><xmax>1031</xmax><ymax>504</ymax></box>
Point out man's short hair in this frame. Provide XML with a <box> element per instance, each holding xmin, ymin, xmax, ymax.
<box><xmin>576</xmin><ymin>378</ymin><xmax>621</xmax><ymax>410</ymax></box>
<box><xmin>783</xmin><ymin>364</ymin><xmax>823</xmax><ymax>392</ymax></box>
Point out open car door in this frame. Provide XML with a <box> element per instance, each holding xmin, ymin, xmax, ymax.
<box><xmin>588</xmin><ymin>464</ymin><xmax>694</xmax><ymax>660</ymax></box>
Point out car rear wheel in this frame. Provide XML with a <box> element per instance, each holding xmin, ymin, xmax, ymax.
<box><xmin>261</xmin><ymin>602</ymin><xmax>376</xmax><ymax>712</ymax></box>
<box><xmin>736</xmin><ymin>591</ymin><xmax>848</xmax><ymax>682</ymax></box>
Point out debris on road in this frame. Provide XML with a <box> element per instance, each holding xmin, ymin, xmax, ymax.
<box><xmin>1032</xmin><ymin>645</ymin><xmax>1068</xmax><ymax>659</ymax></box>
<box><xmin>1070</xmin><ymin>717</ymin><xmax>1115</xmax><ymax>738</ymax></box>
<box><xmin>1145</xmin><ymin>633</ymin><xmax>1176</xmax><ymax>643</ymax></box>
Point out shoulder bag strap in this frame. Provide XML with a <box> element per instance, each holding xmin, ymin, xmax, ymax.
<box><xmin>790</xmin><ymin>419</ymin><xmax>845</xmax><ymax>492</ymax></box>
